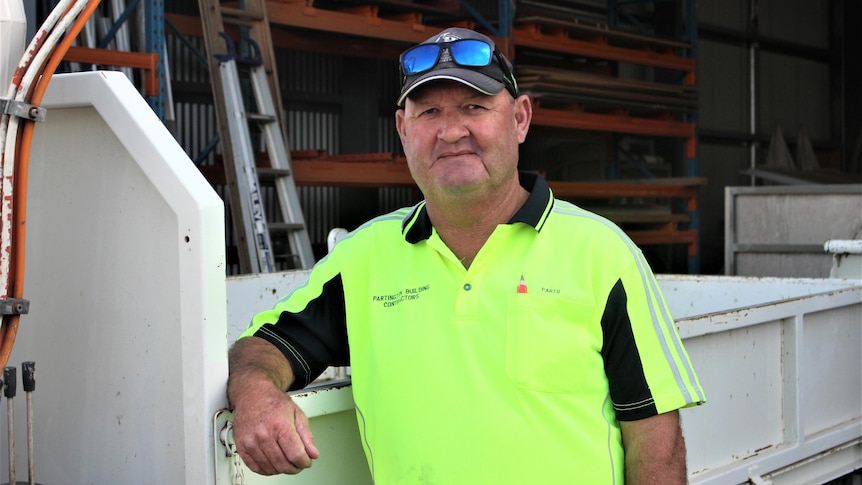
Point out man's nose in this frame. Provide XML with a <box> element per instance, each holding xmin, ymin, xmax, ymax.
<box><xmin>437</xmin><ymin>111</ymin><xmax>469</xmax><ymax>143</ymax></box>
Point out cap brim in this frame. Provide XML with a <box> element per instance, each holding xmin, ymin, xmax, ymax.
<box><xmin>397</xmin><ymin>66</ymin><xmax>506</xmax><ymax>107</ymax></box>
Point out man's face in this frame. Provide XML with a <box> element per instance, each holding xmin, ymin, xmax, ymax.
<box><xmin>395</xmin><ymin>82</ymin><xmax>531</xmax><ymax>201</ymax></box>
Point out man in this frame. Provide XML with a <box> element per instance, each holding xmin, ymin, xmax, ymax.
<box><xmin>228</xmin><ymin>27</ymin><xmax>705</xmax><ymax>484</ymax></box>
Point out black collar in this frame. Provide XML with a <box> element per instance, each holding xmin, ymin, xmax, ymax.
<box><xmin>402</xmin><ymin>171</ymin><xmax>553</xmax><ymax>243</ymax></box>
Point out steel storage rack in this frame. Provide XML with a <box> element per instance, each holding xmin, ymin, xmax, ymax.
<box><xmin>162</xmin><ymin>0</ymin><xmax>702</xmax><ymax>272</ymax></box>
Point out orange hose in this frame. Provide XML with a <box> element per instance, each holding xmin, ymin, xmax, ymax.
<box><xmin>0</xmin><ymin>0</ymin><xmax>102</xmax><ymax>368</ymax></box>
<box><xmin>30</xmin><ymin>0</ymin><xmax>103</xmax><ymax>107</ymax></box>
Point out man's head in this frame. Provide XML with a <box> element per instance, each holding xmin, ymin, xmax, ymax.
<box><xmin>397</xmin><ymin>28</ymin><xmax>519</xmax><ymax>107</ymax></box>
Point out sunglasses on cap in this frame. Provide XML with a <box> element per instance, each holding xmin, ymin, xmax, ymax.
<box><xmin>399</xmin><ymin>39</ymin><xmax>519</xmax><ymax>98</ymax></box>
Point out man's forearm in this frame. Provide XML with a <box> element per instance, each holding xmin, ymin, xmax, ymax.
<box><xmin>620</xmin><ymin>411</ymin><xmax>688</xmax><ymax>484</ymax></box>
<box><xmin>227</xmin><ymin>336</ymin><xmax>319</xmax><ymax>475</ymax></box>
<box><xmin>227</xmin><ymin>337</ymin><xmax>295</xmax><ymax>407</ymax></box>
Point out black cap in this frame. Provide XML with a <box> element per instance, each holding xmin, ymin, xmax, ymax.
<box><xmin>397</xmin><ymin>28</ymin><xmax>516</xmax><ymax>107</ymax></box>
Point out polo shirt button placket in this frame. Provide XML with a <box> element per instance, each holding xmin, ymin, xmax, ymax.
<box><xmin>455</xmin><ymin>280</ymin><xmax>479</xmax><ymax>316</ymax></box>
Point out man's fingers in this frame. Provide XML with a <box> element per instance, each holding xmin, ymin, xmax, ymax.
<box><xmin>238</xmin><ymin>435</ymin><xmax>304</xmax><ymax>476</ymax></box>
<box><xmin>268</xmin><ymin>400</ymin><xmax>318</xmax><ymax>470</ymax></box>
<box><xmin>277</xmin><ymin>433</ymin><xmax>314</xmax><ymax>471</ymax></box>
<box><xmin>263</xmin><ymin>436</ymin><xmax>306</xmax><ymax>474</ymax></box>
<box><xmin>237</xmin><ymin>446</ymin><xmax>277</xmax><ymax>476</ymax></box>
<box><xmin>293</xmin><ymin>409</ymin><xmax>321</xmax><ymax>459</ymax></box>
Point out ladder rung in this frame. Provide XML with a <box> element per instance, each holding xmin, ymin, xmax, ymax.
<box><xmin>269</xmin><ymin>222</ymin><xmax>306</xmax><ymax>232</ymax></box>
<box><xmin>247</xmin><ymin>112</ymin><xmax>277</xmax><ymax>123</ymax></box>
<box><xmin>222</xmin><ymin>17</ymin><xmax>256</xmax><ymax>27</ymax></box>
<box><xmin>257</xmin><ymin>167</ymin><xmax>292</xmax><ymax>179</ymax></box>
<box><xmin>220</xmin><ymin>6</ymin><xmax>264</xmax><ymax>21</ymax></box>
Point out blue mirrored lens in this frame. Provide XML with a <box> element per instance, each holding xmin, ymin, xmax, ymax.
<box><xmin>401</xmin><ymin>44</ymin><xmax>440</xmax><ymax>75</ymax></box>
<box><xmin>450</xmin><ymin>39</ymin><xmax>492</xmax><ymax>66</ymax></box>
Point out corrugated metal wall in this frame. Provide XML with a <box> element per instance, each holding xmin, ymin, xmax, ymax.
<box><xmin>168</xmin><ymin>34</ymin><xmax>216</xmax><ymax>164</ymax></box>
<box><xmin>279</xmin><ymin>49</ymin><xmax>343</xmax><ymax>251</ymax></box>
<box><xmin>278</xmin><ymin>49</ymin><xmax>413</xmax><ymax>251</ymax></box>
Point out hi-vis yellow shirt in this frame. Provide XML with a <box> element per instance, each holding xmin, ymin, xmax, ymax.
<box><xmin>241</xmin><ymin>172</ymin><xmax>705</xmax><ymax>485</ymax></box>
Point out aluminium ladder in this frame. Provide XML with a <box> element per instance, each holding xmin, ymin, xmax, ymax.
<box><xmin>197</xmin><ymin>0</ymin><xmax>315</xmax><ymax>273</ymax></box>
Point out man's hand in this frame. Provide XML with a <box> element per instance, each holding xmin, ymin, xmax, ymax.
<box><xmin>231</xmin><ymin>382</ymin><xmax>319</xmax><ymax>475</ymax></box>
<box><xmin>228</xmin><ymin>337</ymin><xmax>320</xmax><ymax>475</ymax></box>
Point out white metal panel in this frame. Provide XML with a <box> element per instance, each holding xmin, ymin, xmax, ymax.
<box><xmin>675</xmin><ymin>275</ymin><xmax>862</xmax><ymax>485</ymax></box>
<box><xmin>680</xmin><ymin>319</ymin><xmax>787</xmax><ymax>473</ymax></box>
<box><xmin>725</xmin><ymin>185</ymin><xmax>862</xmax><ymax>277</ymax></box>
<box><xmin>226</xmin><ymin>270</ymin><xmax>312</xmax><ymax>341</ymax></box>
<box><xmin>15</xmin><ymin>71</ymin><xmax>227</xmax><ymax>484</ymax></box>
<box><xmin>737</xmin><ymin>253</ymin><xmax>835</xmax><ymax>279</ymax></box>
<box><xmin>658</xmin><ymin>274</ymin><xmax>859</xmax><ymax>320</ymax></box>
<box><xmin>801</xmin><ymin>305</ymin><xmax>862</xmax><ymax>437</ymax></box>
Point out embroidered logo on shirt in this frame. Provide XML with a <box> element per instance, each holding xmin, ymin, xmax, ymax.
<box><xmin>516</xmin><ymin>276</ymin><xmax>562</xmax><ymax>296</ymax></box>
<box><xmin>371</xmin><ymin>284</ymin><xmax>431</xmax><ymax>308</ymax></box>
<box><xmin>517</xmin><ymin>275</ymin><xmax>528</xmax><ymax>294</ymax></box>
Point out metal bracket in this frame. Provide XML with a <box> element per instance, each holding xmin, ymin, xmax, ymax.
<box><xmin>0</xmin><ymin>298</ymin><xmax>29</xmax><ymax>315</ymax></box>
<box><xmin>212</xmin><ymin>408</ymin><xmax>246</xmax><ymax>485</ymax></box>
<box><xmin>748</xmin><ymin>470</ymin><xmax>771</xmax><ymax>485</ymax></box>
<box><xmin>0</xmin><ymin>98</ymin><xmax>47</xmax><ymax>122</ymax></box>
<box><xmin>214</xmin><ymin>32</ymin><xmax>263</xmax><ymax>66</ymax></box>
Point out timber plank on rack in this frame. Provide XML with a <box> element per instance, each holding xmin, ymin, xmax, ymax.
<box><xmin>291</xmin><ymin>151</ymin><xmax>413</xmax><ymax>187</ymax></box>
<box><xmin>165</xmin><ymin>3</ymin><xmax>445</xmax><ymax>47</ymax></box>
<box><xmin>524</xmin><ymin>87</ymin><xmax>693</xmax><ymax>115</ymax></box>
<box><xmin>516</xmin><ymin>16</ymin><xmax>690</xmax><ymax>53</ymax></box>
<box><xmin>265</xmin><ymin>0</ymin><xmax>443</xmax><ymax>43</ymax></box>
<box><xmin>581</xmin><ymin>206</ymin><xmax>690</xmax><ymax>224</ymax></box>
<box><xmin>292</xmin><ymin>160</ymin><xmax>413</xmax><ymax>187</ymax></box>
<box><xmin>519</xmin><ymin>66</ymin><xmax>695</xmax><ymax>96</ymax></box>
<box><xmin>547</xmin><ymin>177</ymin><xmax>704</xmax><ymax>202</ymax></box>
<box><xmin>628</xmin><ymin>229</ymin><xmax>698</xmax><ymax>254</ymax></box>
<box><xmin>199</xmin><ymin>152</ymin><xmax>413</xmax><ymax>187</ymax></box>
<box><xmin>548</xmin><ymin>177</ymin><xmax>703</xmax><ymax>258</ymax></box>
<box><xmin>531</xmin><ymin>104</ymin><xmax>695</xmax><ymax>138</ymax></box>
<box><xmin>512</xmin><ymin>17</ymin><xmax>695</xmax><ymax>74</ymax></box>
<box><xmin>518</xmin><ymin>65</ymin><xmax>697</xmax><ymax>114</ymax></box>
<box><xmin>311</xmin><ymin>0</ymin><xmax>460</xmax><ymax>16</ymax></box>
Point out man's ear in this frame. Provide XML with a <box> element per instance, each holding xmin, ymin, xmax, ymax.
<box><xmin>514</xmin><ymin>95</ymin><xmax>532</xmax><ymax>143</ymax></box>
<box><xmin>395</xmin><ymin>108</ymin><xmax>407</xmax><ymax>147</ymax></box>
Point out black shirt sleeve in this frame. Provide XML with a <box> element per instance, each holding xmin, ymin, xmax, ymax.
<box><xmin>600</xmin><ymin>278</ymin><xmax>658</xmax><ymax>421</ymax></box>
<box><xmin>254</xmin><ymin>274</ymin><xmax>350</xmax><ymax>390</ymax></box>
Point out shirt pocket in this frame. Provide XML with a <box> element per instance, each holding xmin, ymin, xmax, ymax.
<box><xmin>505</xmin><ymin>294</ymin><xmax>598</xmax><ymax>393</ymax></box>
